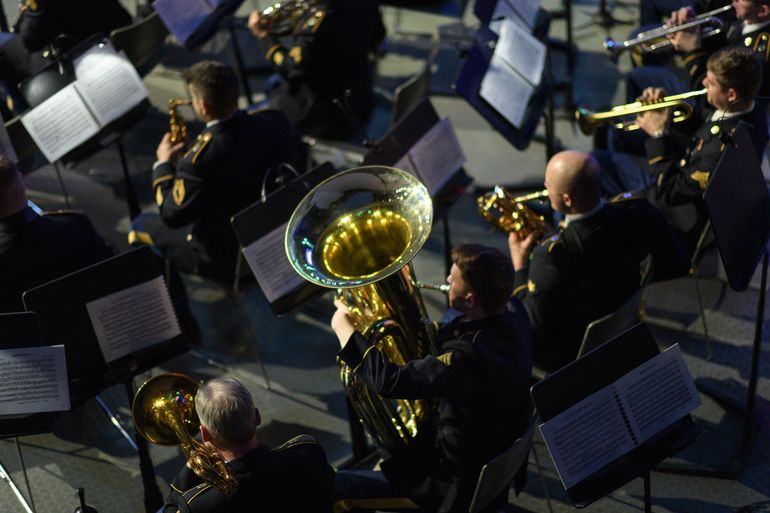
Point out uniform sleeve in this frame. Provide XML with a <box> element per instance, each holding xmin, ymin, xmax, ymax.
<box><xmin>645</xmin><ymin>132</ymin><xmax>716</xmax><ymax>206</ymax></box>
<box><xmin>150</xmin><ymin>140</ymin><xmax>209</xmax><ymax>228</ymax></box>
<box><xmin>263</xmin><ymin>9</ymin><xmax>327</xmax><ymax>82</ymax></box>
<box><xmin>338</xmin><ymin>332</ymin><xmax>478</xmax><ymax>401</ymax></box>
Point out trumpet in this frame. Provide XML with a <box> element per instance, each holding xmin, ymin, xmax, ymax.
<box><xmin>575</xmin><ymin>88</ymin><xmax>707</xmax><ymax>135</ymax></box>
<box><xmin>604</xmin><ymin>4</ymin><xmax>732</xmax><ymax>60</ymax></box>
<box><xmin>477</xmin><ymin>186</ymin><xmax>550</xmax><ymax>239</ymax></box>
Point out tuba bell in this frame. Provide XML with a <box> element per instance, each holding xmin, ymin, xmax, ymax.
<box><xmin>168</xmin><ymin>98</ymin><xmax>192</xmax><ymax>148</ymax></box>
<box><xmin>285</xmin><ymin>166</ymin><xmax>437</xmax><ymax>450</ymax></box>
<box><xmin>132</xmin><ymin>373</ymin><xmax>239</xmax><ymax>494</ymax></box>
<box><xmin>477</xmin><ymin>186</ymin><xmax>550</xmax><ymax>239</ymax></box>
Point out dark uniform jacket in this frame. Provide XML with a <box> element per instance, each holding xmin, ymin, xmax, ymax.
<box><xmin>150</xmin><ymin>109</ymin><xmax>297</xmax><ymax>279</ymax></box>
<box><xmin>513</xmin><ymin>202</ymin><xmax>689</xmax><ymax>371</ymax></box>
<box><xmin>14</xmin><ymin>0</ymin><xmax>131</xmax><ymax>52</ymax></box>
<box><xmin>0</xmin><ymin>207</ymin><xmax>112</xmax><ymax>312</ymax></box>
<box><xmin>163</xmin><ymin>435</ymin><xmax>335</xmax><ymax>513</ymax></box>
<box><xmin>644</xmin><ymin>104</ymin><xmax>768</xmax><ymax>249</ymax></box>
<box><xmin>263</xmin><ymin>0</ymin><xmax>385</xmax><ymax>137</ymax></box>
<box><xmin>337</xmin><ymin>305</ymin><xmax>533</xmax><ymax>513</ymax></box>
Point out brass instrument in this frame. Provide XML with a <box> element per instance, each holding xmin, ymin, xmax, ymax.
<box><xmin>258</xmin><ymin>0</ymin><xmax>318</xmax><ymax>36</ymax></box>
<box><xmin>477</xmin><ymin>186</ymin><xmax>549</xmax><ymax>239</ymax></box>
<box><xmin>575</xmin><ymin>88</ymin><xmax>707</xmax><ymax>135</ymax></box>
<box><xmin>414</xmin><ymin>281</ymin><xmax>449</xmax><ymax>294</ymax></box>
<box><xmin>604</xmin><ymin>5</ymin><xmax>732</xmax><ymax>59</ymax></box>
<box><xmin>132</xmin><ymin>373</ymin><xmax>238</xmax><ymax>494</ymax></box>
<box><xmin>18</xmin><ymin>0</ymin><xmax>38</xmax><ymax>15</ymax></box>
<box><xmin>285</xmin><ymin>166</ymin><xmax>437</xmax><ymax>450</ymax></box>
<box><xmin>168</xmin><ymin>98</ymin><xmax>191</xmax><ymax>148</ymax></box>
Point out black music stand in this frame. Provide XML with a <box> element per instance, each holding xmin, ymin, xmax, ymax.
<box><xmin>454</xmin><ymin>26</ymin><xmax>554</xmax><ymax>159</ymax></box>
<box><xmin>473</xmin><ymin>0</ymin><xmax>551</xmax><ymax>40</ymax></box>
<box><xmin>532</xmin><ymin>323</ymin><xmax>696</xmax><ymax>510</ymax></box>
<box><xmin>22</xmin><ymin>246</ymin><xmax>189</xmax><ymax>513</ymax></box>
<box><xmin>230</xmin><ymin>162</ymin><xmax>338</xmax><ymax>317</ymax></box>
<box><xmin>657</xmin><ymin>125</ymin><xmax>770</xmax><ymax>478</ymax></box>
<box><xmin>362</xmin><ymin>98</ymin><xmax>473</xmax><ymax>275</ymax></box>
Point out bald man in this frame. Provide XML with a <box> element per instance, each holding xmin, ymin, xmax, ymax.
<box><xmin>508</xmin><ymin>150</ymin><xmax>689</xmax><ymax>371</ymax></box>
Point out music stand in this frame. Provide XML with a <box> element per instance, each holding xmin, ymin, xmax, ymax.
<box><xmin>230</xmin><ymin>162</ymin><xmax>338</xmax><ymax>317</ymax></box>
<box><xmin>362</xmin><ymin>98</ymin><xmax>473</xmax><ymax>274</ymax></box>
<box><xmin>453</xmin><ymin>26</ymin><xmax>553</xmax><ymax>158</ymax></box>
<box><xmin>532</xmin><ymin>323</ymin><xmax>696</xmax><ymax>510</ymax></box>
<box><xmin>22</xmin><ymin>246</ymin><xmax>189</xmax><ymax>513</ymax></box>
<box><xmin>658</xmin><ymin>125</ymin><xmax>770</xmax><ymax>478</ymax></box>
<box><xmin>473</xmin><ymin>0</ymin><xmax>551</xmax><ymax>40</ymax></box>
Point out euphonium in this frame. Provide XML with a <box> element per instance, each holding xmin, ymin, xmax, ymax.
<box><xmin>285</xmin><ymin>166</ymin><xmax>437</xmax><ymax>450</ymax></box>
<box><xmin>168</xmin><ymin>98</ymin><xmax>191</xmax><ymax>148</ymax></box>
<box><xmin>477</xmin><ymin>186</ymin><xmax>549</xmax><ymax>239</ymax></box>
<box><xmin>257</xmin><ymin>0</ymin><xmax>318</xmax><ymax>36</ymax></box>
<box><xmin>132</xmin><ymin>373</ymin><xmax>238</xmax><ymax>494</ymax></box>
<box><xmin>575</xmin><ymin>88</ymin><xmax>707</xmax><ymax>135</ymax></box>
<box><xmin>603</xmin><ymin>4</ymin><xmax>732</xmax><ymax>59</ymax></box>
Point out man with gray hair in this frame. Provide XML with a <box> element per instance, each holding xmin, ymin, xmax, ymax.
<box><xmin>163</xmin><ymin>377</ymin><xmax>334</xmax><ymax>513</ymax></box>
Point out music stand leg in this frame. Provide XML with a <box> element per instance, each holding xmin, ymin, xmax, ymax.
<box><xmin>742</xmin><ymin>248</ymin><xmax>767</xmax><ymax>448</ymax></box>
<box><xmin>227</xmin><ymin>24</ymin><xmax>254</xmax><ymax>105</ymax></box>
<box><xmin>116</xmin><ymin>141</ymin><xmax>141</xmax><ymax>220</ymax></box>
<box><xmin>442</xmin><ymin>211</ymin><xmax>452</xmax><ymax>278</ymax></box>
<box><xmin>643</xmin><ymin>472</ymin><xmax>651</xmax><ymax>513</ymax></box>
<box><xmin>53</xmin><ymin>162</ymin><xmax>72</xmax><ymax>210</ymax></box>
<box><xmin>123</xmin><ymin>379</ymin><xmax>163</xmax><ymax>513</ymax></box>
<box><xmin>95</xmin><ymin>395</ymin><xmax>138</xmax><ymax>452</ymax></box>
<box><xmin>346</xmin><ymin>398</ymin><xmax>373</xmax><ymax>464</ymax></box>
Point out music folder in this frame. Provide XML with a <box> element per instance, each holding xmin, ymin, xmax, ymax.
<box><xmin>22</xmin><ymin>247</ymin><xmax>188</xmax><ymax>402</ymax></box>
<box><xmin>230</xmin><ymin>162</ymin><xmax>338</xmax><ymax>316</ymax></box>
<box><xmin>704</xmin><ymin>124</ymin><xmax>770</xmax><ymax>291</ymax></box>
<box><xmin>154</xmin><ymin>0</ymin><xmax>243</xmax><ymax>50</ymax></box>
<box><xmin>531</xmin><ymin>323</ymin><xmax>698</xmax><ymax>507</ymax></box>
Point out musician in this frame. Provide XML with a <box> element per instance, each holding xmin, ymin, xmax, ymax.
<box><xmin>163</xmin><ymin>377</ymin><xmax>335</xmax><ymax>513</ymax></box>
<box><xmin>508</xmin><ymin>150</ymin><xmax>689</xmax><ymax>371</ymax></box>
<box><xmin>248</xmin><ymin>0</ymin><xmax>385</xmax><ymax>138</ymax></box>
<box><xmin>129</xmin><ymin>61</ymin><xmax>300</xmax><ymax>280</ymax></box>
<box><xmin>0</xmin><ymin>0</ymin><xmax>131</xmax><ymax>111</ymax></box>
<box><xmin>331</xmin><ymin>244</ymin><xmax>533</xmax><ymax>513</ymax></box>
<box><xmin>0</xmin><ymin>155</ymin><xmax>112</xmax><ymax>312</ymax></box>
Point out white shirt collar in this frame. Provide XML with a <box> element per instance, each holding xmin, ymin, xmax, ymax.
<box><xmin>711</xmin><ymin>101</ymin><xmax>755</xmax><ymax>121</ymax></box>
<box><xmin>205</xmin><ymin>113</ymin><xmax>235</xmax><ymax>128</ymax></box>
<box><xmin>563</xmin><ymin>199</ymin><xmax>605</xmax><ymax>227</ymax></box>
<box><xmin>742</xmin><ymin>20</ymin><xmax>770</xmax><ymax>35</ymax></box>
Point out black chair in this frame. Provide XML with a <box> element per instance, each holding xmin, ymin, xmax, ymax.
<box><xmin>110</xmin><ymin>11</ymin><xmax>169</xmax><ymax>76</ymax></box>
<box><xmin>576</xmin><ymin>285</ymin><xmax>647</xmax><ymax>358</ymax></box>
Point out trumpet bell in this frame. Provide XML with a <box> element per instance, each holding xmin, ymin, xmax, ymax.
<box><xmin>285</xmin><ymin>166</ymin><xmax>433</xmax><ymax>288</ymax></box>
<box><xmin>132</xmin><ymin>373</ymin><xmax>199</xmax><ymax>446</ymax></box>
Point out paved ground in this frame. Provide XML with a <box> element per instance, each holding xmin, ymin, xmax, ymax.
<box><xmin>1</xmin><ymin>0</ymin><xmax>770</xmax><ymax>512</ymax></box>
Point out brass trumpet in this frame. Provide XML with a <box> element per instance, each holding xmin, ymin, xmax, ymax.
<box><xmin>168</xmin><ymin>98</ymin><xmax>192</xmax><ymax>148</ymax></box>
<box><xmin>575</xmin><ymin>88</ymin><xmax>706</xmax><ymax>135</ymax></box>
<box><xmin>477</xmin><ymin>186</ymin><xmax>549</xmax><ymax>239</ymax></box>
<box><xmin>604</xmin><ymin>5</ymin><xmax>732</xmax><ymax>59</ymax></box>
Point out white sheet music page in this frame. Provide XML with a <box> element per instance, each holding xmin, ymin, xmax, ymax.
<box><xmin>21</xmin><ymin>83</ymin><xmax>100</xmax><ymax>162</ymax></box>
<box><xmin>0</xmin><ymin>345</ymin><xmax>70</xmax><ymax>416</ymax></box>
<box><xmin>496</xmin><ymin>19</ymin><xmax>545</xmax><ymax>85</ymax></box>
<box><xmin>0</xmin><ymin>112</ymin><xmax>18</xmax><ymax>163</ymax></box>
<box><xmin>73</xmin><ymin>43</ymin><xmax>148</xmax><ymax>126</ymax></box>
<box><xmin>402</xmin><ymin>117</ymin><xmax>466</xmax><ymax>195</ymax></box>
<box><xmin>242</xmin><ymin>223</ymin><xmax>306</xmax><ymax>303</ymax></box>
<box><xmin>154</xmin><ymin>0</ymin><xmax>214</xmax><ymax>45</ymax></box>
<box><xmin>614</xmin><ymin>344</ymin><xmax>701</xmax><ymax>443</ymax></box>
<box><xmin>86</xmin><ymin>276</ymin><xmax>181</xmax><ymax>363</ymax></box>
<box><xmin>511</xmin><ymin>0</ymin><xmax>540</xmax><ymax>29</ymax></box>
<box><xmin>480</xmin><ymin>53</ymin><xmax>533</xmax><ymax>128</ymax></box>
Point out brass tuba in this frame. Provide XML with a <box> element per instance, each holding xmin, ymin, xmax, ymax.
<box><xmin>257</xmin><ymin>0</ymin><xmax>318</xmax><ymax>36</ymax></box>
<box><xmin>132</xmin><ymin>373</ymin><xmax>239</xmax><ymax>494</ymax></box>
<box><xmin>477</xmin><ymin>186</ymin><xmax>549</xmax><ymax>239</ymax></box>
<box><xmin>285</xmin><ymin>166</ymin><xmax>437</xmax><ymax>450</ymax></box>
<box><xmin>168</xmin><ymin>98</ymin><xmax>192</xmax><ymax>148</ymax></box>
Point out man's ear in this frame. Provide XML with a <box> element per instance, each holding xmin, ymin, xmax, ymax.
<box><xmin>464</xmin><ymin>291</ymin><xmax>477</xmax><ymax>309</ymax></box>
<box><xmin>726</xmin><ymin>87</ymin><xmax>739</xmax><ymax>104</ymax></box>
<box><xmin>200</xmin><ymin>425</ymin><xmax>211</xmax><ymax>442</ymax></box>
<box><xmin>254</xmin><ymin>407</ymin><xmax>261</xmax><ymax>427</ymax></box>
<box><xmin>562</xmin><ymin>193</ymin><xmax>573</xmax><ymax>208</ymax></box>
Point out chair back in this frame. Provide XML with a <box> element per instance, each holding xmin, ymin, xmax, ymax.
<box><xmin>577</xmin><ymin>285</ymin><xmax>646</xmax><ymax>358</ymax></box>
<box><xmin>468</xmin><ymin>423</ymin><xmax>534</xmax><ymax>513</ymax></box>
<box><xmin>110</xmin><ymin>12</ymin><xmax>168</xmax><ymax>76</ymax></box>
<box><xmin>388</xmin><ymin>32</ymin><xmax>439</xmax><ymax>127</ymax></box>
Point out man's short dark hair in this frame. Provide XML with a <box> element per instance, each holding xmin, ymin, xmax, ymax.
<box><xmin>184</xmin><ymin>61</ymin><xmax>239</xmax><ymax>118</ymax></box>
<box><xmin>707</xmin><ymin>47</ymin><xmax>763</xmax><ymax>99</ymax></box>
<box><xmin>452</xmin><ymin>244</ymin><xmax>514</xmax><ymax>315</ymax></box>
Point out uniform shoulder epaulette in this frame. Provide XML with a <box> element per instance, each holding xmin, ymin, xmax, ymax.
<box><xmin>302</xmin><ymin>9</ymin><xmax>326</xmax><ymax>33</ymax></box>
<box><xmin>182</xmin><ymin>132</ymin><xmax>213</xmax><ymax>164</ymax></box>
<box><xmin>751</xmin><ymin>32</ymin><xmax>770</xmax><ymax>61</ymax></box>
<box><xmin>274</xmin><ymin>434</ymin><xmax>317</xmax><ymax>451</ymax></box>
<box><xmin>539</xmin><ymin>234</ymin><xmax>562</xmax><ymax>253</ymax></box>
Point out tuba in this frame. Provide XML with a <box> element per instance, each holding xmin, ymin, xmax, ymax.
<box><xmin>257</xmin><ymin>0</ymin><xmax>319</xmax><ymax>36</ymax></box>
<box><xmin>168</xmin><ymin>98</ymin><xmax>192</xmax><ymax>148</ymax></box>
<box><xmin>285</xmin><ymin>166</ymin><xmax>437</xmax><ymax>450</ymax></box>
<box><xmin>132</xmin><ymin>373</ymin><xmax>238</xmax><ymax>494</ymax></box>
<box><xmin>477</xmin><ymin>186</ymin><xmax>550</xmax><ymax>239</ymax></box>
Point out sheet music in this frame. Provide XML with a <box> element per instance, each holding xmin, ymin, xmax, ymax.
<box><xmin>0</xmin><ymin>111</ymin><xmax>18</xmax><ymax>163</ymax></box>
<box><xmin>85</xmin><ymin>276</ymin><xmax>181</xmax><ymax>363</ymax></box>
<box><xmin>0</xmin><ymin>345</ymin><xmax>69</xmax><ymax>416</ymax></box>
<box><xmin>496</xmin><ymin>19</ymin><xmax>545</xmax><ymax>85</ymax></box>
<box><xmin>539</xmin><ymin>344</ymin><xmax>700</xmax><ymax>490</ymax></box>
<box><xmin>242</xmin><ymin>223</ymin><xmax>306</xmax><ymax>303</ymax></box>
<box><xmin>73</xmin><ymin>43</ymin><xmax>148</xmax><ymax>126</ymax></box>
<box><xmin>480</xmin><ymin>53</ymin><xmax>533</xmax><ymax>129</ymax></box>
<box><xmin>154</xmin><ymin>0</ymin><xmax>215</xmax><ymax>45</ymax></box>
<box><xmin>21</xmin><ymin>83</ymin><xmax>100</xmax><ymax>162</ymax></box>
<box><xmin>395</xmin><ymin>118</ymin><xmax>465</xmax><ymax>195</ymax></box>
